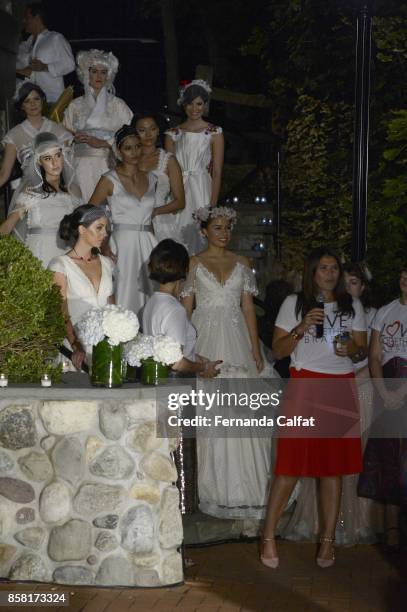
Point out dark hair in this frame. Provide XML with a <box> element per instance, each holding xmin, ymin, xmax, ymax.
<box><xmin>59</xmin><ymin>204</ymin><xmax>105</xmax><ymax>243</ymax></box>
<box><xmin>148</xmin><ymin>239</ymin><xmax>189</xmax><ymax>284</ymax></box>
<box><xmin>343</xmin><ymin>262</ymin><xmax>373</xmax><ymax>310</ymax></box>
<box><xmin>133</xmin><ymin>111</ymin><xmax>167</xmax><ymax>133</ymax></box>
<box><xmin>26</xmin><ymin>2</ymin><xmax>47</xmax><ymax>23</ymax></box>
<box><xmin>295</xmin><ymin>246</ymin><xmax>353</xmax><ymax>318</ymax></box>
<box><xmin>15</xmin><ymin>82</ymin><xmax>46</xmax><ymax>111</ymax></box>
<box><xmin>39</xmin><ymin>165</ymin><xmax>67</xmax><ymax>195</ymax></box>
<box><xmin>181</xmin><ymin>85</ymin><xmax>210</xmax><ymax>107</ymax></box>
<box><xmin>115</xmin><ymin>124</ymin><xmax>139</xmax><ymax>149</ymax></box>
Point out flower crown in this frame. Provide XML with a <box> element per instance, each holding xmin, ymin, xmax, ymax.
<box><xmin>177</xmin><ymin>79</ymin><xmax>212</xmax><ymax>106</ymax></box>
<box><xmin>193</xmin><ymin>206</ymin><xmax>237</xmax><ymax>229</ymax></box>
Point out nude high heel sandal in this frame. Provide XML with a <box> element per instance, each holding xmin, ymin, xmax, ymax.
<box><xmin>316</xmin><ymin>536</ymin><xmax>335</xmax><ymax>568</ymax></box>
<box><xmin>260</xmin><ymin>537</ymin><xmax>279</xmax><ymax>569</ymax></box>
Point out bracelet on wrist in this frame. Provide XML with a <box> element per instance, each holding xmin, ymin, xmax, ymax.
<box><xmin>290</xmin><ymin>327</ymin><xmax>304</xmax><ymax>341</ymax></box>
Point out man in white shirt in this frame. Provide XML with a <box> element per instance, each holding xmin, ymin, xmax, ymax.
<box><xmin>16</xmin><ymin>2</ymin><xmax>75</xmax><ymax>103</ymax></box>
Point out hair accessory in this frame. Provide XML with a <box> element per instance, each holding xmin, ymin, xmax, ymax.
<box><xmin>177</xmin><ymin>79</ymin><xmax>212</xmax><ymax>106</ymax></box>
<box><xmin>76</xmin><ymin>49</ymin><xmax>119</xmax><ymax>93</ymax></box>
<box><xmin>193</xmin><ymin>206</ymin><xmax>237</xmax><ymax>229</ymax></box>
<box><xmin>78</xmin><ymin>206</ymin><xmax>107</xmax><ymax>225</ymax></box>
<box><xmin>19</xmin><ymin>132</ymin><xmax>74</xmax><ymax>190</ymax></box>
<box><xmin>115</xmin><ymin>124</ymin><xmax>138</xmax><ymax>148</ymax></box>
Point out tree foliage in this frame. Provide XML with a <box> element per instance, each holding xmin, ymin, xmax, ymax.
<box><xmin>0</xmin><ymin>236</ymin><xmax>65</xmax><ymax>382</ymax></box>
<box><xmin>243</xmin><ymin>0</ymin><xmax>406</xmax><ymax>300</ymax></box>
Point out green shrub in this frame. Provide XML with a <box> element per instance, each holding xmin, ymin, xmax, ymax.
<box><xmin>0</xmin><ymin>236</ymin><xmax>66</xmax><ymax>382</ymax></box>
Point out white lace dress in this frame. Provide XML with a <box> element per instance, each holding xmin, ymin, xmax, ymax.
<box><xmin>63</xmin><ymin>94</ymin><xmax>133</xmax><ymax>201</ymax></box>
<box><xmin>13</xmin><ymin>188</ymin><xmax>78</xmax><ymax>267</ymax></box>
<box><xmin>165</xmin><ymin>124</ymin><xmax>222</xmax><ymax>254</ymax></box>
<box><xmin>151</xmin><ymin>148</ymin><xmax>183</xmax><ymax>243</ymax></box>
<box><xmin>181</xmin><ymin>261</ymin><xmax>275</xmax><ymax>519</ymax></box>
<box><xmin>105</xmin><ymin>170</ymin><xmax>158</xmax><ymax>316</ymax></box>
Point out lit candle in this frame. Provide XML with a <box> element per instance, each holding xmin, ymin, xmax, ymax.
<box><xmin>41</xmin><ymin>374</ymin><xmax>52</xmax><ymax>388</ymax></box>
<box><xmin>0</xmin><ymin>373</ymin><xmax>8</xmax><ymax>388</ymax></box>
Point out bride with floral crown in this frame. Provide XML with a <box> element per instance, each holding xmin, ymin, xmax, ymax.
<box><xmin>165</xmin><ymin>80</ymin><xmax>224</xmax><ymax>255</ymax></box>
<box><xmin>181</xmin><ymin>206</ymin><xmax>277</xmax><ymax>520</ymax></box>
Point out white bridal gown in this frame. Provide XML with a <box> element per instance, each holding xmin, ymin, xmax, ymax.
<box><xmin>48</xmin><ymin>254</ymin><xmax>114</xmax><ymax>358</ymax></box>
<box><xmin>13</xmin><ymin>189</ymin><xmax>78</xmax><ymax>267</ymax></box>
<box><xmin>181</xmin><ymin>261</ymin><xmax>275</xmax><ymax>519</ymax></box>
<box><xmin>165</xmin><ymin>125</ymin><xmax>222</xmax><ymax>254</ymax></box>
<box><xmin>105</xmin><ymin>170</ymin><xmax>158</xmax><ymax>316</ymax></box>
<box><xmin>151</xmin><ymin>148</ymin><xmax>182</xmax><ymax>243</ymax></box>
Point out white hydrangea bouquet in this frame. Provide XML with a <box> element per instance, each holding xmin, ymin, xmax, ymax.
<box><xmin>124</xmin><ymin>334</ymin><xmax>182</xmax><ymax>385</ymax></box>
<box><xmin>77</xmin><ymin>304</ymin><xmax>140</xmax><ymax>347</ymax></box>
<box><xmin>76</xmin><ymin>305</ymin><xmax>140</xmax><ymax>388</ymax></box>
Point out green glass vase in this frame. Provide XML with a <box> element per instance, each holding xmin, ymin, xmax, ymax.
<box><xmin>91</xmin><ymin>337</ymin><xmax>123</xmax><ymax>388</ymax></box>
<box><xmin>141</xmin><ymin>358</ymin><xmax>168</xmax><ymax>385</ymax></box>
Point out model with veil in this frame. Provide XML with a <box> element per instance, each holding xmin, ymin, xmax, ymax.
<box><xmin>181</xmin><ymin>206</ymin><xmax>276</xmax><ymax>520</ymax></box>
<box><xmin>0</xmin><ymin>83</ymin><xmax>71</xmax><ymax>193</ymax></box>
<box><xmin>63</xmin><ymin>49</ymin><xmax>133</xmax><ymax>202</ymax></box>
<box><xmin>0</xmin><ymin>132</ymin><xmax>80</xmax><ymax>268</ymax></box>
<box><xmin>165</xmin><ymin>80</ymin><xmax>224</xmax><ymax>254</ymax></box>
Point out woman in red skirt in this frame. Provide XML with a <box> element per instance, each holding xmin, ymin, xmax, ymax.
<box><xmin>261</xmin><ymin>247</ymin><xmax>367</xmax><ymax>569</ymax></box>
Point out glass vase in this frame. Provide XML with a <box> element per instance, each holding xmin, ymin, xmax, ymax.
<box><xmin>91</xmin><ymin>338</ymin><xmax>123</xmax><ymax>388</ymax></box>
<box><xmin>141</xmin><ymin>358</ymin><xmax>168</xmax><ymax>385</ymax></box>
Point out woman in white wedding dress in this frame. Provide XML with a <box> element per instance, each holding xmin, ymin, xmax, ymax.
<box><xmin>0</xmin><ymin>82</ymin><xmax>71</xmax><ymax>193</ymax></box>
<box><xmin>181</xmin><ymin>206</ymin><xmax>274</xmax><ymax>519</ymax></box>
<box><xmin>0</xmin><ymin>132</ymin><xmax>79</xmax><ymax>268</ymax></box>
<box><xmin>165</xmin><ymin>80</ymin><xmax>224</xmax><ymax>254</ymax></box>
<box><xmin>49</xmin><ymin>204</ymin><xmax>114</xmax><ymax>370</ymax></box>
<box><xmin>90</xmin><ymin>125</ymin><xmax>157</xmax><ymax>316</ymax></box>
<box><xmin>134</xmin><ymin>112</ymin><xmax>185</xmax><ymax>243</ymax></box>
<box><xmin>63</xmin><ymin>49</ymin><xmax>133</xmax><ymax>201</ymax></box>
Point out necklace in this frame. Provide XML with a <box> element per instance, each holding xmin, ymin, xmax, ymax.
<box><xmin>72</xmin><ymin>247</ymin><xmax>93</xmax><ymax>262</ymax></box>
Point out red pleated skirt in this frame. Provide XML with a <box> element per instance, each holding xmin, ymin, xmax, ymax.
<box><xmin>274</xmin><ymin>368</ymin><xmax>363</xmax><ymax>477</ymax></box>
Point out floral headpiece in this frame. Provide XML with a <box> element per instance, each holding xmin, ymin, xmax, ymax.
<box><xmin>177</xmin><ymin>79</ymin><xmax>212</xmax><ymax>106</ymax></box>
<box><xmin>76</xmin><ymin>49</ymin><xmax>119</xmax><ymax>93</ymax></box>
<box><xmin>193</xmin><ymin>206</ymin><xmax>237</xmax><ymax>230</ymax></box>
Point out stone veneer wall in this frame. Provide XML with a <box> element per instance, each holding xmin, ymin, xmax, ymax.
<box><xmin>0</xmin><ymin>397</ymin><xmax>183</xmax><ymax>587</ymax></box>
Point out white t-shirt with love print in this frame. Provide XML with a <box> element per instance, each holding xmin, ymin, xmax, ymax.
<box><xmin>372</xmin><ymin>299</ymin><xmax>407</xmax><ymax>365</ymax></box>
<box><xmin>275</xmin><ymin>294</ymin><xmax>366</xmax><ymax>374</ymax></box>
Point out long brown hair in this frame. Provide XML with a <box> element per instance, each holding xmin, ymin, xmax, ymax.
<box><xmin>295</xmin><ymin>246</ymin><xmax>353</xmax><ymax>319</ymax></box>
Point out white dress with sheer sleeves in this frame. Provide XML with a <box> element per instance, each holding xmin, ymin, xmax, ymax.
<box><xmin>181</xmin><ymin>260</ymin><xmax>276</xmax><ymax>519</ymax></box>
<box><xmin>12</xmin><ymin>188</ymin><xmax>78</xmax><ymax>268</ymax></box>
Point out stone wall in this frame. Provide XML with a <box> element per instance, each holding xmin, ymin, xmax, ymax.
<box><xmin>0</xmin><ymin>397</ymin><xmax>183</xmax><ymax>587</ymax></box>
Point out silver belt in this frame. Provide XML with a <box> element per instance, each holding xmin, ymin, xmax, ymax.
<box><xmin>114</xmin><ymin>223</ymin><xmax>153</xmax><ymax>232</ymax></box>
<box><xmin>27</xmin><ymin>228</ymin><xmax>57</xmax><ymax>234</ymax></box>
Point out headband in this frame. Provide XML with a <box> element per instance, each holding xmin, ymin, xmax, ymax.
<box><xmin>115</xmin><ymin>124</ymin><xmax>138</xmax><ymax>148</ymax></box>
<box><xmin>193</xmin><ymin>206</ymin><xmax>237</xmax><ymax>229</ymax></box>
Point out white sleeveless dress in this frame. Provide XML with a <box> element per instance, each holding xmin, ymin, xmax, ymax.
<box><xmin>181</xmin><ymin>261</ymin><xmax>275</xmax><ymax>519</ymax></box>
<box><xmin>151</xmin><ymin>148</ymin><xmax>183</xmax><ymax>244</ymax></box>
<box><xmin>105</xmin><ymin>169</ymin><xmax>158</xmax><ymax>316</ymax></box>
<box><xmin>165</xmin><ymin>124</ymin><xmax>222</xmax><ymax>254</ymax></box>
